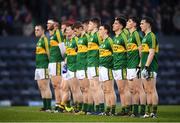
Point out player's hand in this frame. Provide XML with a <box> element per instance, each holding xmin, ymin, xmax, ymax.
<box><xmin>141</xmin><ymin>66</ymin><xmax>150</xmax><ymax>80</ymax></box>
<box><xmin>136</xmin><ymin>66</ymin><xmax>141</xmax><ymax>79</ymax></box>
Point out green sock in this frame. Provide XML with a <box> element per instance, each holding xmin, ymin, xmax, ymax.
<box><xmin>95</xmin><ymin>105</ymin><xmax>100</xmax><ymax>112</ymax></box>
<box><xmin>66</xmin><ymin>100</ymin><xmax>71</xmax><ymax>108</ymax></box>
<box><xmin>140</xmin><ymin>104</ymin><xmax>146</xmax><ymax>115</ymax></box>
<box><xmin>46</xmin><ymin>98</ymin><xmax>51</xmax><ymax>109</ymax></box>
<box><xmin>125</xmin><ymin>105</ymin><xmax>131</xmax><ymax>114</ymax></box>
<box><xmin>106</xmin><ymin>106</ymin><xmax>111</xmax><ymax>113</ymax></box>
<box><xmin>130</xmin><ymin>105</ymin><xmax>132</xmax><ymax>112</ymax></box>
<box><xmin>111</xmin><ymin>105</ymin><xmax>116</xmax><ymax>114</ymax></box>
<box><xmin>133</xmin><ymin>104</ymin><xmax>138</xmax><ymax>115</ymax></box>
<box><xmin>78</xmin><ymin>103</ymin><xmax>83</xmax><ymax>111</ymax></box>
<box><xmin>152</xmin><ymin>105</ymin><xmax>157</xmax><ymax>114</ymax></box>
<box><xmin>42</xmin><ymin>99</ymin><xmax>47</xmax><ymax>109</ymax></box>
<box><xmin>87</xmin><ymin>104</ymin><xmax>94</xmax><ymax>112</ymax></box>
<box><xmin>121</xmin><ymin>106</ymin><xmax>125</xmax><ymax>113</ymax></box>
<box><xmin>99</xmin><ymin>103</ymin><xmax>105</xmax><ymax>112</ymax></box>
<box><xmin>147</xmin><ymin>104</ymin><xmax>152</xmax><ymax>114</ymax></box>
<box><xmin>82</xmin><ymin>103</ymin><xmax>88</xmax><ymax>112</ymax></box>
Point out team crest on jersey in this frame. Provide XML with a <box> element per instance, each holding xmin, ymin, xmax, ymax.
<box><xmin>114</xmin><ymin>39</ymin><xmax>119</xmax><ymax>44</ymax></box>
<box><xmin>90</xmin><ymin>37</ymin><xmax>93</xmax><ymax>42</ymax></box>
<box><xmin>78</xmin><ymin>39</ymin><xmax>83</xmax><ymax>44</ymax></box>
<box><xmin>142</xmin><ymin>38</ymin><xmax>146</xmax><ymax>43</ymax></box>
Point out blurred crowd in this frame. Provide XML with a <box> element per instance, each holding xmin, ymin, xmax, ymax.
<box><xmin>0</xmin><ymin>0</ymin><xmax>180</xmax><ymax>36</ymax></box>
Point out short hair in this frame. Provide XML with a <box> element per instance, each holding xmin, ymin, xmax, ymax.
<box><xmin>128</xmin><ymin>16</ymin><xmax>139</xmax><ymax>27</ymax></box>
<box><xmin>72</xmin><ymin>21</ymin><xmax>83</xmax><ymax>29</ymax></box>
<box><xmin>115</xmin><ymin>16</ymin><xmax>127</xmax><ymax>28</ymax></box>
<box><xmin>82</xmin><ymin>19</ymin><xmax>90</xmax><ymax>25</ymax></box>
<box><xmin>35</xmin><ymin>24</ymin><xmax>45</xmax><ymax>30</ymax></box>
<box><xmin>142</xmin><ymin>16</ymin><xmax>154</xmax><ymax>27</ymax></box>
<box><xmin>90</xmin><ymin>17</ymin><xmax>101</xmax><ymax>28</ymax></box>
<box><xmin>101</xmin><ymin>24</ymin><xmax>111</xmax><ymax>34</ymax></box>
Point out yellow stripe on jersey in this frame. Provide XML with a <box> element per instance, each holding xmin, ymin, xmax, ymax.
<box><xmin>121</xmin><ymin>33</ymin><xmax>128</xmax><ymax>49</ymax></box>
<box><xmin>108</xmin><ymin>38</ymin><xmax>114</xmax><ymax>49</ymax></box>
<box><xmin>66</xmin><ymin>48</ymin><xmax>77</xmax><ymax>55</ymax></box>
<box><xmin>150</xmin><ymin>33</ymin><xmax>156</xmax><ymax>49</ymax></box>
<box><xmin>44</xmin><ymin>36</ymin><xmax>50</xmax><ymax>59</ymax></box>
<box><xmin>142</xmin><ymin>43</ymin><xmax>149</xmax><ymax>52</ymax></box>
<box><xmin>113</xmin><ymin>44</ymin><xmax>126</xmax><ymax>53</ymax></box>
<box><xmin>50</xmin><ymin>40</ymin><xmax>59</xmax><ymax>46</ymax></box>
<box><xmin>78</xmin><ymin>45</ymin><xmax>88</xmax><ymax>53</ymax></box>
<box><xmin>127</xmin><ymin>43</ymin><xmax>138</xmax><ymax>51</ymax></box>
<box><xmin>88</xmin><ymin>42</ymin><xmax>99</xmax><ymax>50</ymax></box>
<box><xmin>134</xmin><ymin>32</ymin><xmax>141</xmax><ymax>46</ymax></box>
<box><xmin>56</xmin><ymin>29</ymin><xmax>62</xmax><ymax>43</ymax></box>
<box><xmin>156</xmin><ymin>44</ymin><xmax>159</xmax><ymax>53</ymax></box>
<box><xmin>99</xmin><ymin>49</ymin><xmax>112</xmax><ymax>57</ymax></box>
<box><xmin>36</xmin><ymin>47</ymin><xmax>46</xmax><ymax>54</ymax></box>
<box><xmin>97</xmin><ymin>33</ymin><xmax>103</xmax><ymax>45</ymax></box>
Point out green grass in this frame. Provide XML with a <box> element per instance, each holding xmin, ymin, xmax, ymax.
<box><xmin>0</xmin><ymin>105</ymin><xmax>180</xmax><ymax>122</ymax></box>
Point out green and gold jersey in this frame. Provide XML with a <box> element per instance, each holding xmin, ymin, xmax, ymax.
<box><xmin>127</xmin><ymin>30</ymin><xmax>141</xmax><ymax>68</ymax></box>
<box><xmin>123</xmin><ymin>28</ymin><xmax>130</xmax><ymax>38</ymax></box>
<box><xmin>87</xmin><ymin>32</ymin><xmax>102</xmax><ymax>67</ymax></box>
<box><xmin>99</xmin><ymin>37</ymin><xmax>113</xmax><ymax>69</ymax></box>
<box><xmin>65</xmin><ymin>36</ymin><xmax>78</xmax><ymax>72</ymax></box>
<box><xmin>49</xmin><ymin>29</ymin><xmax>64</xmax><ymax>63</ymax></box>
<box><xmin>76</xmin><ymin>34</ymin><xmax>88</xmax><ymax>70</ymax></box>
<box><xmin>141</xmin><ymin>32</ymin><xmax>159</xmax><ymax>72</ymax></box>
<box><xmin>36</xmin><ymin>35</ymin><xmax>49</xmax><ymax>68</ymax></box>
<box><xmin>112</xmin><ymin>32</ymin><xmax>128</xmax><ymax>70</ymax></box>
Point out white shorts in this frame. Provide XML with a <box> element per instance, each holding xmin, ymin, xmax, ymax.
<box><xmin>127</xmin><ymin>68</ymin><xmax>137</xmax><ymax>80</ymax></box>
<box><xmin>34</xmin><ymin>68</ymin><xmax>49</xmax><ymax>80</ymax></box>
<box><xmin>141</xmin><ymin>71</ymin><xmax>157</xmax><ymax>79</ymax></box>
<box><xmin>76</xmin><ymin>70</ymin><xmax>86</xmax><ymax>80</ymax></box>
<box><xmin>112</xmin><ymin>68</ymin><xmax>127</xmax><ymax>81</ymax></box>
<box><xmin>87</xmin><ymin>67</ymin><xmax>98</xmax><ymax>79</ymax></box>
<box><xmin>66</xmin><ymin>70</ymin><xmax>76</xmax><ymax>80</ymax></box>
<box><xmin>99</xmin><ymin>66</ymin><xmax>112</xmax><ymax>82</ymax></box>
<box><xmin>48</xmin><ymin>62</ymin><xmax>61</xmax><ymax>77</ymax></box>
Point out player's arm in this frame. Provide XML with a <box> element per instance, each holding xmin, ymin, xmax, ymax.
<box><xmin>135</xmin><ymin>32</ymin><xmax>142</xmax><ymax>57</ymax></box>
<box><xmin>145</xmin><ymin>33</ymin><xmax>156</xmax><ymax>67</ymax></box>
<box><xmin>44</xmin><ymin>37</ymin><xmax>50</xmax><ymax>59</ymax></box>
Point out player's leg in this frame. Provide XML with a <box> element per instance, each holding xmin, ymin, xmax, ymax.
<box><xmin>143</xmin><ymin>76</ymin><xmax>158</xmax><ymax>118</ymax></box>
<box><xmin>99</xmin><ymin>67</ymin><xmax>115</xmax><ymax>115</ymax></box>
<box><xmin>35</xmin><ymin>69</ymin><xmax>52</xmax><ymax>111</ymax></box>
<box><xmin>67</xmin><ymin>70</ymin><xmax>83</xmax><ymax>112</ymax></box>
<box><xmin>103</xmin><ymin>80</ymin><xmax>116</xmax><ymax>115</ymax></box>
<box><xmin>92</xmin><ymin>76</ymin><xmax>105</xmax><ymax>114</ymax></box>
<box><xmin>136</xmin><ymin>78</ymin><xmax>146</xmax><ymax>116</ymax></box>
<box><xmin>49</xmin><ymin>63</ymin><xmax>62</xmax><ymax>111</ymax></box>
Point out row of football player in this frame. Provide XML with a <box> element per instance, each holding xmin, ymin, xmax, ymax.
<box><xmin>34</xmin><ymin>15</ymin><xmax>158</xmax><ymax>118</ymax></box>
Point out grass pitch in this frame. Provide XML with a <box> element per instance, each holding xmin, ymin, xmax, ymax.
<box><xmin>0</xmin><ymin>105</ymin><xmax>180</xmax><ymax>122</ymax></box>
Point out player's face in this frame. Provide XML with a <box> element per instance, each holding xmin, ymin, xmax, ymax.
<box><xmin>66</xmin><ymin>26</ymin><xmax>74</xmax><ymax>37</ymax></box>
<box><xmin>47</xmin><ymin>21</ymin><xmax>54</xmax><ymax>30</ymax></box>
<box><xmin>83</xmin><ymin>23</ymin><xmax>88</xmax><ymax>32</ymax></box>
<box><xmin>35</xmin><ymin>26</ymin><xmax>43</xmax><ymax>37</ymax></box>
<box><xmin>113</xmin><ymin>20</ymin><xmax>121</xmax><ymax>31</ymax></box>
<box><xmin>126</xmin><ymin>19</ymin><xmax>134</xmax><ymax>29</ymax></box>
<box><xmin>140</xmin><ymin>20</ymin><xmax>148</xmax><ymax>32</ymax></box>
<box><xmin>61</xmin><ymin>24</ymin><xmax>66</xmax><ymax>33</ymax></box>
<box><xmin>88</xmin><ymin>21</ymin><xmax>95</xmax><ymax>32</ymax></box>
<box><xmin>75</xmin><ymin>27</ymin><xmax>83</xmax><ymax>37</ymax></box>
<box><xmin>98</xmin><ymin>26</ymin><xmax>105</xmax><ymax>38</ymax></box>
